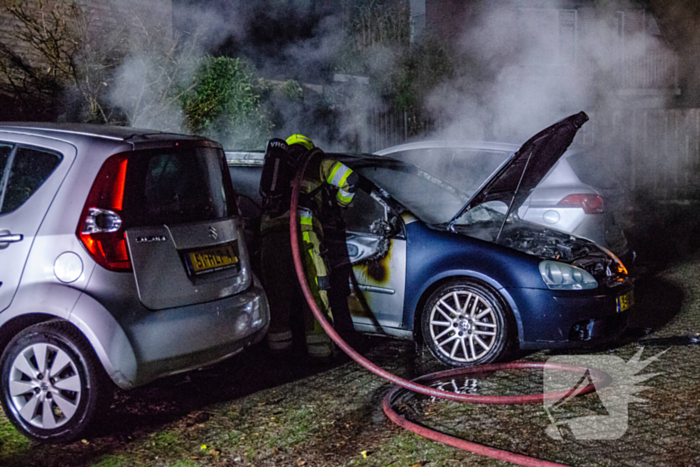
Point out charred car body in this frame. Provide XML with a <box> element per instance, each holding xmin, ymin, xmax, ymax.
<box><xmin>228</xmin><ymin>112</ymin><xmax>633</xmax><ymax>367</ymax></box>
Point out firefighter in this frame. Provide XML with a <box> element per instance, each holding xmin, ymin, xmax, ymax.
<box><xmin>259</xmin><ymin>134</ymin><xmax>358</xmax><ymax>361</ymax></box>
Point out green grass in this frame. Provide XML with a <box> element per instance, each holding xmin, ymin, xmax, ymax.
<box><xmin>92</xmin><ymin>455</ymin><xmax>131</xmax><ymax>467</ymax></box>
<box><xmin>0</xmin><ymin>413</ymin><xmax>31</xmax><ymax>459</ymax></box>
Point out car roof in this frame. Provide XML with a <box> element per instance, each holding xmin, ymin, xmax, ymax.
<box><xmin>0</xmin><ymin>122</ymin><xmax>212</xmax><ymax>148</ymax></box>
<box><xmin>374</xmin><ymin>139</ymin><xmax>585</xmax><ymax>160</ymax></box>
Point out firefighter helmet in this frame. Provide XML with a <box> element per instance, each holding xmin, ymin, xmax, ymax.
<box><xmin>286</xmin><ymin>134</ymin><xmax>314</xmax><ymax>150</ymax></box>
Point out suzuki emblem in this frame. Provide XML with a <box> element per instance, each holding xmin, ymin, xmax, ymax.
<box><xmin>208</xmin><ymin>226</ymin><xmax>218</xmax><ymax>240</ymax></box>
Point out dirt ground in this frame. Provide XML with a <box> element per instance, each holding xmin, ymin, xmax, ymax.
<box><xmin>1</xmin><ymin>202</ymin><xmax>700</xmax><ymax>466</ymax></box>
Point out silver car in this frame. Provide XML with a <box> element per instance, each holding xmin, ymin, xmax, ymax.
<box><xmin>374</xmin><ymin>141</ymin><xmax>631</xmax><ymax>257</ymax></box>
<box><xmin>0</xmin><ymin>123</ymin><xmax>269</xmax><ymax>443</ymax></box>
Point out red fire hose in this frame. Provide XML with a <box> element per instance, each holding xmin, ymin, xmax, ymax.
<box><xmin>289</xmin><ymin>152</ymin><xmax>609</xmax><ymax>467</ymax></box>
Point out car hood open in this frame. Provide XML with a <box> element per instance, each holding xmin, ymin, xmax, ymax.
<box><xmin>448</xmin><ymin>112</ymin><xmax>589</xmax><ymax>227</ymax></box>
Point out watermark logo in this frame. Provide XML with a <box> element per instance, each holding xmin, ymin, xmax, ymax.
<box><xmin>543</xmin><ymin>348</ymin><xmax>667</xmax><ymax>440</ymax></box>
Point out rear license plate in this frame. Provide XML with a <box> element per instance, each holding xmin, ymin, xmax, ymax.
<box><xmin>616</xmin><ymin>290</ymin><xmax>633</xmax><ymax>313</ymax></box>
<box><xmin>188</xmin><ymin>243</ymin><xmax>239</xmax><ymax>275</ymax></box>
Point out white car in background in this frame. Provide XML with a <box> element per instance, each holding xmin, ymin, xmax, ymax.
<box><xmin>375</xmin><ymin>141</ymin><xmax>632</xmax><ymax>260</ymax></box>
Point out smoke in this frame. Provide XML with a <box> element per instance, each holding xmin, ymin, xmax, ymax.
<box><xmin>430</xmin><ymin>1</ymin><xmax>676</xmax><ymax>143</ymax></box>
<box><xmin>102</xmin><ymin>0</ymin><xmax>683</xmax><ymax>183</ymax></box>
<box><xmin>105</xmin><ymin>0</ymin><xmax>241</xmax><ymax>133</ymax></box>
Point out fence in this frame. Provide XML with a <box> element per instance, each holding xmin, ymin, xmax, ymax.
<box><xmin>579</xmin><ymin>109</ymin><xmax>700</xmax><ymax>200</ymax></box>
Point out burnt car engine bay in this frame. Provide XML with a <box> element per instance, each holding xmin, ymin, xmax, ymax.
<box><xmin>453</xmin><ymin>219</ymin><xmax>627</xmax><ymax>287</ymax></box>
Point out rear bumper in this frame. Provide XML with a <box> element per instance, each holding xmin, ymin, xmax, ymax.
<box><xmin>73</xmin><ymin>275</ymin><xmax>269</xmax><ymax>389</ymax></box>
<box><xmin>126</xmin><ymin>279</ymin><xmax>270</xmax><ymax>387</ymax></box>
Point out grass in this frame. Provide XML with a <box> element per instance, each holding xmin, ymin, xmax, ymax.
<box><xmin>0</xmin><ymin>412</ymin><xmax>30</xmax><ymax>458</ymax></box>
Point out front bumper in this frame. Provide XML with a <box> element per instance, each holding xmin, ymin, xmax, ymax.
<box><xmin>508</xmin><ymin>283</ymin><xmax>632</xmax><ymax>350</ymax></box>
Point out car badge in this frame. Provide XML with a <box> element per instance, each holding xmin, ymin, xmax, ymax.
<box><xmin>135</xmin><ymin>235</ymin><xmax>167</xmax><ymax>243</ymax></box>
<box><xmin>209</xmin><ymin>226</ymin><xmax>218</xmax><ymax>240</ymax></box>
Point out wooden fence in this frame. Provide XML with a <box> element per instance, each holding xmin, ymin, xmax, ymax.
<box><xmin>578</xmin><ymin>109</ymin><xmax>700</xmax><ymax>199</ymax></box>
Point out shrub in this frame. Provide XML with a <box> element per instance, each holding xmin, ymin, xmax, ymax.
<box><xmin>182</xmin><ymin>56</ymin><xmax>273</xmax><ymax>149</ymax></box>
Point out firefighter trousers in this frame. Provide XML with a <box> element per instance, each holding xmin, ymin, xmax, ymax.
<box><xmin>260</xmin><ymin>223</ymin><xmax>333</xmax><ymax>358</ymax></box>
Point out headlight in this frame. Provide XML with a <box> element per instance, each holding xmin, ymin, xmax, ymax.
<box><xmin>539</xmin><ymin>260</ymin><xmax>598</xmax><ymax>290</ymax></box>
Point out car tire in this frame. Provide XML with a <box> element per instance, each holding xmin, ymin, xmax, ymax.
<box><xmin>421</xmin><ymin>280</ymin><xmax>511</xmax><ymax>367</ymax></box>
<box><xmin>0</xmin><ymin>320</ymin><xmax>108</xmax><ymax>443</ymax></box>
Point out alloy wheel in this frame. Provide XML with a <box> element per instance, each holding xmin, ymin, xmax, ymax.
<box><xmin>8</xmin><ymin>343</ymin><xmax>82</xmax><ymax>429</ymax></box>
<box><xmin>428</xmin><ymin>290</ymin><xmax>498</xmax><ymax>363</ymax></box>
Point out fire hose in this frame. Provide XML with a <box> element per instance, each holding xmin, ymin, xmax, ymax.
<box><xmin>289</xmin><ymin>151</ymin><xmax>610</xmax><ymax>467</ymax></box>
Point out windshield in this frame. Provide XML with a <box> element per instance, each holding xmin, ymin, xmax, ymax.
<box><xmin>353</xmin><ymin>162</ymin><xmax>469</xmax><ymax>224</ymax></box>
<box><xmin>454</xmin><ymin>201</ymin><xmax>508</xmax><ymax>225</ymax></box>
<box><xmin>383</xmin><ymin>147</ymin><xmax>511</xmax><ymax>196</ymax></box>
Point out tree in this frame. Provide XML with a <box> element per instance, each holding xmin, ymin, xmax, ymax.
<box><xmin>0</xmin><ymin>0</ymin><xmax>126</xmax><ymax>121</ymax></box>
<box><xmin>0</xmin><ymin>0</ymin><xmax>196</xmax><ymax>125</ymax></box>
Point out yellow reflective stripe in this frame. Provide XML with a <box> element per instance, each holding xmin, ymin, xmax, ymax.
<box><xmin>338</xmin><ymin>167</ymin><xmax>353</xmax><ymax>188</ymax></box>
<box><xmin>286</xmin><ymin>134</ymin><xmax>314</xmax><ymax>149</ymax></box>
<box><xmin>337</xmin><ymin>188</ymin><xmax>354</xmax><ymax>205</ymax></box>
<box><xmin>302</xmin><ymin>231</ymin><xmax>316</xmax><ymax>282</ymax></box>
<box><xmin>306</xmin><ymin>333</ymin><xmax>331</xmax><ymax>344</ymax></box>
<box><xmin>299</xmin><ymin>208</ymin><xmax>313</xmax><ymax>226</ymax></box>
<box><xmin>326</xmin><ymin>162</ymin><xmax>343</xmax><ymax>185</ymax></box>
<box><xmin>268</xmin><ymin>330</ymin><xmax>293</xmax><ymax>342</ymax></box>
<box><xmin>327</xmin><ymin>162</ymin><xmax>352</xmax><ymax>188</ymax></box>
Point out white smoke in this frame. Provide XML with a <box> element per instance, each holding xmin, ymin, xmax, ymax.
<box><xmin>102</xmin><ymin>0</ymin><xmax>679</xmax><ymax>161</ymax></box>
<box><xmin>430</xmin><ymin>2</ymin><xmax>676</xmax><ymax>143</ymax></box>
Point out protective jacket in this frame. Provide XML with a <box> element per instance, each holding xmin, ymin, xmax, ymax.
<box><xmin>259</xmin><ymin>139</ymin><xmax>358</xmax><ymax>234</ymax></box>
<box><xmin>259</xmin><ymin>136</ymin><xmax>358</xmax><ymax>358</ymax></box>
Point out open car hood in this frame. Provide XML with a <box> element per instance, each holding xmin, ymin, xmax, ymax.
<box><xmin>448</xmin><ymin>112</ymin><xmax>589</xmax><ymax>227</ymax></box>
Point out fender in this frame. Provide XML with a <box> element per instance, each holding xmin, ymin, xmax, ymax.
<box><xmin>69</xmin><ymin>292</ymin><xmax>137</xmax><ymax>389</ymax></box>
<box><xmin>0</xmin><ymin>282</ymin><xmax>136</xmax><ymax>388</ymax></box>
<box><xmin>1</xmin><ymin>282</ymin><xmax>81</xmax><ymax>321</ymax></box>
<box><xmin>403</xmin><ymin>222</ymin><xmax>545</xmax><ymax>347</ymax></box>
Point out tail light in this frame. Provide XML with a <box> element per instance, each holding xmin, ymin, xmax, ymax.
<box><xmin>557</xmin><ymin>194</ymin><xmax>604</xmax><ymax>214</ymax></box>
<box><xmin>76</xmin><ymin>154</ymin><xmax>132</xmax><ymax>271</ymax></box>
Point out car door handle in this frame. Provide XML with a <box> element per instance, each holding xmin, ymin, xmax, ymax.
<box><xmin>0</xmin><ymin>233</ymin><xmax>23</xmax><ymax>243</ymax></box>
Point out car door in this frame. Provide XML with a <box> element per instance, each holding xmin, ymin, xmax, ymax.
<box><xmin>0</xmin><ymin>137</ymin><xmax>76</xmax><ymax>312</ymax></box>
<box><xmin>342</xmin><ymin>187</ymin><xmax>406</xmax><ymax>333</ymax></box>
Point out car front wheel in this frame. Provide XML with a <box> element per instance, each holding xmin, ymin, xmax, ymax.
<box><xmin>0</xmin><ymin>321</ymin><xmax>107</xmax><ymax>443</ymax></box>
<box><xmin>421</xmin><ymin>280</ymin><xmax>511</xmax><ymax>367</ymax></box>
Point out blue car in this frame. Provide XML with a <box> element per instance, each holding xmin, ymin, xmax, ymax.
<box><xmin>228</xmin><ymin>112</ymin><xmax>633</xmax><ymax>367</ymax></box>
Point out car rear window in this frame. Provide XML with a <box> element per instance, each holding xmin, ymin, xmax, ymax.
<box><xmin>124</xmin><ymin>146</ymin><xmax>238</xmax><ymax>227</ymax></box>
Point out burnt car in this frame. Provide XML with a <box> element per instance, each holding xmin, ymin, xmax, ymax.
<box><xmin>375</xmin><ymin>141</ymin><xmax>632</xmax><ymax>260</ymax></box>
<box><xmin>228</xmin><ymin>112</ymin><xmax>633</xmax><ymax>367</ymax></box>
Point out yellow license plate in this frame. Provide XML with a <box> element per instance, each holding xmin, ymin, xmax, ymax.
<box><xmin>189</xmin><ymin>244</ymin><xmax>239</xmax><ymax>274</ymax></box>
<box><xmin>616</xmin><ymin>290</ymin><xmax>633</xmax><ymax>313</ymax></box>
